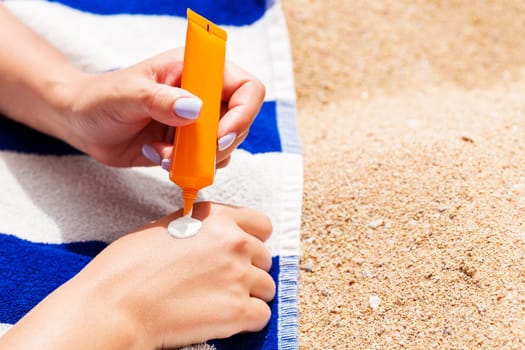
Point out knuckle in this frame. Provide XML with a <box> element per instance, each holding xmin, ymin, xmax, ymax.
<box><xmin>140</xmin><ymin>84</ymin><xmax>160</xmax><ymax>113</ymax></box>
<box><xmin>223</xmin><ymin>298</ymin><xmax>248</xmax><ymax>323</ymax></box>
<box><xmin>223</xmin><ymin>229</ymin><xmax>250</xmax><ymax>253</ymax></box>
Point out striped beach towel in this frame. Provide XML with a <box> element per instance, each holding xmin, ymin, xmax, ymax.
<box><xmin>0</xmin><ymin>1</ymin><xmax>302</xmax><ymax>349</ymax></box>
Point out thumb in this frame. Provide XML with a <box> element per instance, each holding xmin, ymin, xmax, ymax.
<box><xmin>142</xmin><ymin>82</ymin><xmax>202</xmax><ymax>127</ymax></box>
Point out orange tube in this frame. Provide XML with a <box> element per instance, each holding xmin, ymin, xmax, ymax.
<box><xmin>170</xmin><ymin>9</ymin><xmax>227</xmax><ymax>215</ymax></box>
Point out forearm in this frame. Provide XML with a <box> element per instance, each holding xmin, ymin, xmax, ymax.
<box><xmin>0</xmin><ymin>4</ymin><xmax>86</xmax><ymax>141</ymax></box>
<box><xmin>0</xmin><ymin>272</ymin><xmax>148</xmax><ymax>350</ymax></box>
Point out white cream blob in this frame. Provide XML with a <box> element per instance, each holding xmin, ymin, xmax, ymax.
<box><xmin>167</xmin><ymin>214</ymin><xmax>202</xmax><ymax>239</ymax></box>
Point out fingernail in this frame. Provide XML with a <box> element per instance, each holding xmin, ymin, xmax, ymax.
<box><xmin>161</xmin><ymin>158</ymin><xmax>171</xmax><ymax>171</ymax></box>
<box><xmin>218</xmin><ymin>132</ymin><xmax>237</xmax><ymax>151</ymax></box>
<box><xmin>142</xmin><ymin>144</ymin><xmax>161</xmax><ymax>164</ymax></box>
<box><xmin>173</xmin><ymin>97</ymin><xmax>202</xmax><ymax>119</ymax></box>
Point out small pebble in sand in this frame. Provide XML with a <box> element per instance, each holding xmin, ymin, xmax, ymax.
<box><xmin>367</xmin><ymin>219</ymin><xmax>384</xmax><ymax>229</ymax></box>
<box><xmin>369</xmin><ymin>294</ymin><xmax>381</xmax><ymax>309</ymax></box>
<box><xmin>436</xmin><ymin>205</ymin><xmax>449</xmax><ymax>213</ymax></box>
<box><xmin>477</xmin><ymin>304</ymin><xmax>487</xmax><ymax>314</ymax></box>
<box><xmin>304</xmin><ymin>260</ymin><xmax>314</xmax><ymax>273</ymax></box>
<box><xmin>459</xmin><ymin>263</ymin><xmax>477</xmax><ymax>278</ymax></box>
<box><xmin>461</xmin><ymin>135</ymin><xmax>475</xmax><ymax>143</ymax></box>
<box><xmin>353</xmin><ymin>257</ymin><xmax>365</xmax><ymax>265</ymax></box>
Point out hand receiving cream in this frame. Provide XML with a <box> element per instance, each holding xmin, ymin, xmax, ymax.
<box><xmin>167</xmin><ymin>211</ymin><xmax>203</xmax><ymax>239</ymax></box>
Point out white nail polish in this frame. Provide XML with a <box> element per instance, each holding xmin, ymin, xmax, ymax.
<box><xmin>218</xmin><ymin>132</ymin><xmax>237</xmax><ymax>151</ymax></box>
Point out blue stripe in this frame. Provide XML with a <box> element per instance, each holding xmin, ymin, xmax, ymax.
<box><xmin>0</xmin><ymin>115</ymin><xmax>82</xmax><ymax>156</ymax></box>
<box><xmin>0</xmin><ymin>234</ymin><xmax>106</xmax><ymax>324</ymax></box>
<box><xmin>47</xmin><ymin>0</ymin><xmax>267</xmax><ymax>25</ymax></box>
<box><xmin>239</xmin><ymin>101</ymin><xmax>281</xmax><ymax>154</ymax></box>
<box><xmin>0</xmin><ymin>101</ymin><xmax>280</xmax><ymax>156</ymax></box>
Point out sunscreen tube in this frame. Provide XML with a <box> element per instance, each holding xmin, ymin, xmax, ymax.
<box><xmin>170</xmin><ymin>9</ymin><xmax>227</xmax><ymax>215</ymax></box>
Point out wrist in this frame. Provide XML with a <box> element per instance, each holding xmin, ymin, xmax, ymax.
<box><xmin>0</xmin><ymin>275</ymin><xmax>152</xmax><ymax>350</ymax></box>
<box><xmin>39</xmin><ymin>69</ymin><xmax>91</xmax><ymax>145</ymax></box>
<box><xmin>0</xmin><ymin>63</ymin><xmax>89</xmax><ymax>145</ymax></box>
<box><xmin>0</xmin><ymin>5</ymin><xmax>90</xmax><ymax>146</ymax></box>
<box><xmin>64</xmin><ymin>275</ymin><xmax>154</xmax><ymax>350</ymax></box>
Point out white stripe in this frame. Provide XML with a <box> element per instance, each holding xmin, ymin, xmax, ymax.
<box><xmin>3</xmin><ymin>1</ymin><xmax>289</xmax><ymax>100</ymax></box>
<box><xmin>0</xmin><ymin>323</ymin><xmax>10</xmax><ymax>336</ymax></box>
<box><xmin>277</xmin><ymin>100</ymin><xmax>302</xmax><ymax>154</ymax></box>
<box><xmin>0</xmin><ymin>150</ymin><xmax>301</xmax><ymax>256</ymax></box>
<box><xmin>265</xmin><ymin>2</ymin><xmax>297</xmax><ymax>103</ymax></box>
<box><xmin>208</xmin><ymin>151</ymin><xmax>302</xmax><ymax>257</ymax></box>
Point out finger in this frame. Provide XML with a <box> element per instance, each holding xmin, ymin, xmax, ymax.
<box><xmin>140</xmin><ymin>142</ymin><xmax>172</xmax><ymax>168</ymax></box>
<box><xmin>144</xmin><ymin>127</ymin><xmax>174</xmax><ymax>169</ymax></box>
<box><xmin>191</xmin><ymin>204</ymin><xmax>272</xmax><ymax>241</ymax></box>
<box><xmin>156</xmin><ymin>139</ymin><xmax>174</xmax><ymax>158</ymax></box>
<box><xmin>216</xmin><ymin>156</ymin><xmax>231</xmax><ymax>169</ymax></box>
<box><xmin>131</xmin><ymin>122</ymin><xmax>169</xmax><ymax>167</ymax></box>
<box><xmin>217</xmin><ymin>63</ymin><xmax>265</xmax><ymax>146</ymax></box>
<box><xmin>243</xmin><ymin>298</ymin><xmax>272</xmax><ymax>333</ymax></box>
<box><xmin>140</xmin><ymin>143</ymin><xmax>162</xmax><ymax>166</ymax></box>
<box><xmin>216</xmin><ymin>129</ymin><xmax>248</xmax><ymax>167</ymax></box>
<box><xmin>248</xmin><ymin>239</ymin><xmax>273</xmax><ymax>272</ymax></box>
<box><xmin>139</xmin><ymin>82</ymin><xmax>202</xmax><ymax>127</ymax></box>
<box><xmin>230</xmin><ymin>207</ymin><xmax>273</xmax><ymax>242</ymax></box>
<box><xmin>164</xmin><ymin>126</ymin><xmax>175</xmax><ymax>143</ymax></box>
<box><xmin>249</xmin><ymin>266</ymin><xmax>276</xmax><ymax>302</ymax></box>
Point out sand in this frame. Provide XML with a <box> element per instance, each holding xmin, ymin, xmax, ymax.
<box><xmin>281</xmin><ymin>1</ymin><xmax>525</xmax><ymax>348</ymax></box>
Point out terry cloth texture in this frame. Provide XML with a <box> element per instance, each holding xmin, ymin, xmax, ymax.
<box><xmin>0</xmin><ymin>1</ymin><xmax>302</xmax><ymax>349</ymax></box>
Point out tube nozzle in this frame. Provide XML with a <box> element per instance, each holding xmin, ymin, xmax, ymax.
<box><xmin>182</xmin><ymin>188</ymin><xmax>198</xmax><ymax>216</ymax></box>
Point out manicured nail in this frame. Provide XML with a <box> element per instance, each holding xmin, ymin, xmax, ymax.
<box><xmin>161</xmin><ymin>158</ymin><xmax>171</xmax><ymax>171</ymax></box>
<box><xmin>173</xmin><ymin>97</ymin><xmax>202</xmax><ymax>119</ymax></box>
<box><xmin>218</xmin><ymin>132</ymin><xmax>237</xmax><ymax>151</ymax></box>
<box><xmin>142</xmin><ymin>144</ymin><xmax>161</xmax><ymax>164</ymax></box>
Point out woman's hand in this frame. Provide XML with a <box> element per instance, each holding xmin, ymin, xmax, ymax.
<box><xmin>2</xmin><ymin>7</ymin><xmax>264</xmax><ymax>169</ymax></box>
<box><xmin>0</xmin><ymin>202</ymin><xmax>275</xmax><ymax>350</ymax></box>
<box><xmin>62</xmin><ymin>49</ymin><xmax>265</xmax><ymax>168</ymax></box>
